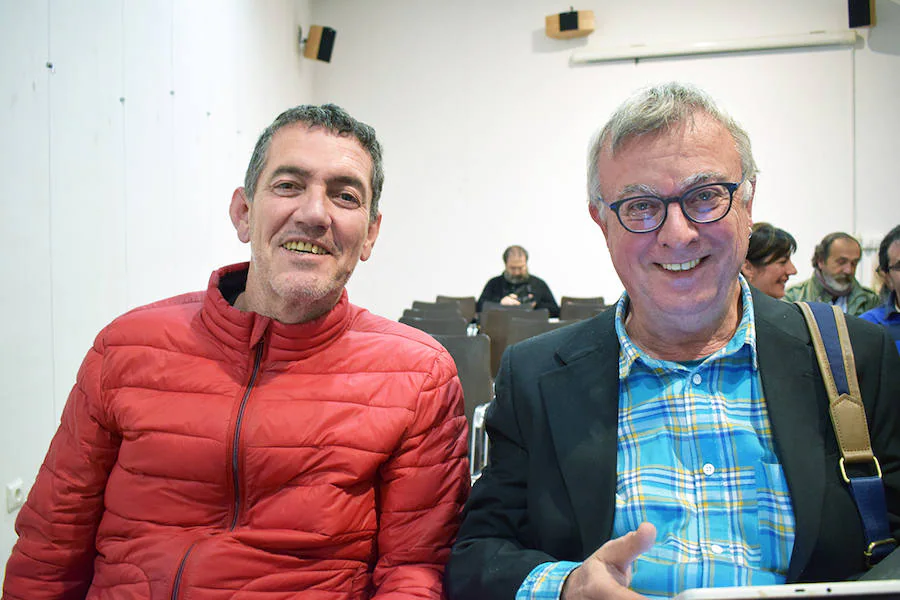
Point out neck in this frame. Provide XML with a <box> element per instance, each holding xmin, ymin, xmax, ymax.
<box><xmin>625</xmin><ymin>288</ymin><xmax>743</xmax><ymax>361</ymax></box>
<box><xmin>234</xmin><ymin>271</ymin><xmax>341</xmax><ymax>324</ymax></box>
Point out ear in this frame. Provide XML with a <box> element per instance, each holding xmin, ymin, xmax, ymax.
<box><xmin>360</xmin><ymin>212</ymin><xmax>382</xmax><ymax>262</ymax></box>
<box><xmin>741</xmin><ymin>260</ymin><xmax>755</xmax><ymax>280</ymax></box>
<box><xmin>230</xmin><ymin>187</ymin><xmax>251</xmax><ymax>244</ymax></box>
<box><xmin>743</xmin><ymin>177</ymin><xmax>756</xmax><ymax>222</ymax></box>
<box><xmin>589</xmin><ymin>202</ymin><xmax>609</xmax><ymax>238</ymax></box>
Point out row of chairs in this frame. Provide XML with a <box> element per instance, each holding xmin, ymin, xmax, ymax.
<box><xmin>399</xmin><ymin>297</ymin><xmax>476</xmax><ymax>335</ymax></box>
<box><xmin>398</xmin><ymin>295</ymin><xmax>609</xmax><ymax>481</ymax></box>
<box><xmin>400</xmin><ymin>296</ymin><xmax>608</xmax><ymax>333</ymax></box>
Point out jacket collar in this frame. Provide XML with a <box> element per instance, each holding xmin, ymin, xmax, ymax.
<box><xmin>200</xmin><ymin>262</ymin><xmax>355</xmax><ymax>362</ymax></box>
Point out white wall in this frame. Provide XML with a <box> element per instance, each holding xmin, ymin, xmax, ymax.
<box><xmin>0</xmin><ymin>0</ymin><xmax>315</xmax><ymax>577</ymax></box>
<box><xmin>309</xmin><ymin>0</ymin><xmax>900</xmax><ymax>320</ymax></box>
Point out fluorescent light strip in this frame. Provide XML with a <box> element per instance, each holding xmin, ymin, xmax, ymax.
<box><xmin>570</xmin><ymin>30</ymin><xmax>858</xmax><ymax>64</ymax></box>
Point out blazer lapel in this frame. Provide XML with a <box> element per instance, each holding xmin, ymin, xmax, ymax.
<box><xmin>754</xmin><ymin>293</ymin><xmax>825</xmax><ymax>580</ymax></box>
<box><xmin>541</xmin><ymin>310</ymin><xmax>620</xmax><ymax>557</ymax></box>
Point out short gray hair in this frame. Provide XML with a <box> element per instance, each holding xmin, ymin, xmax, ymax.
<box><xmin>587</xmin><ymin>82</ymin><xmax>758</xmax><ymax>217</ymax></box>
<box><xmin>244</xmin><ymin>104</ymin><xmax>384</xmax><ymax>222</ymax></box>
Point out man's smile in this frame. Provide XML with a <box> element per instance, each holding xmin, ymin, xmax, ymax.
<box><xmin>659</xmin><ymin>258</ymin><xmax>701</xmax><ymax>272</ymax></box>
<box><xmin>283</xmin><ymin>240</ymin><xmax>329</xmax><ymax>255</ymax></box>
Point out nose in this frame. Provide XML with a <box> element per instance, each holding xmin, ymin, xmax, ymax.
<box><xmin>786</xmin><ymin>258</ymin><xmax>797</xmax><ymax>276</ymax></box>
<box><xmin>292</xmin><ymin>185</ymin><xmax>331</xmax><ymax>230</ymax></box>
<box><xmin>655</xmin><ymin>203</ymin><xmax>699</xmax><ymax>248</ymax></box>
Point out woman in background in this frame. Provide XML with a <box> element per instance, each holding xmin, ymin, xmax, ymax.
<box><xmin>742</xmin><ymin>222</ymin><xmax>798</xmax><ymax>299</ymax></box>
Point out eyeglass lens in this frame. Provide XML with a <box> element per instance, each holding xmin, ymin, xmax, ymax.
<box><xmin>616</xmin><ymin>183</ymin><xmax>733</xmax><ymax>232</ymax></box>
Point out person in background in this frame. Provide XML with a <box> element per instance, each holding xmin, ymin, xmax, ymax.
<box><xmin>476</xmin><ymin>245</ymin><xmax>560</xmax><ymax>317</ymax></box>
<box><xmin>860</xmin><ymin>224</ymin><xmax>900</xmax><ymax>354</ymax></box>
<box><xmin>784</xmin><ymin>231</ymin><xmax>879</xmax><ymax>316</ymax></box>
<box><xmin>4</xmin><ymin>104</ymin><xmax>469</xmax><ymax>599</ymax></box>
<box><xmin>445</xmin><ymin>82</ymin><xmax>900</xmax><ymax>600</ymax></box>
<box><xmin>741</xmin><ymin>222</ymin><xmax>798</xmax><ymax>299</ymax></box>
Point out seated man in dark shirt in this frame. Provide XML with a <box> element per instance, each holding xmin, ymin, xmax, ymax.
<box><xmin>477</xmin><ymin>245</ymin><xmax>559</xmax><ymax>317</ymax></box>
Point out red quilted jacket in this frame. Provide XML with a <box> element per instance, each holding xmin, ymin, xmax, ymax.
<box><xmin>3</xmin><ymin>263</ymin><xmax>469</xmax><ymax>599</ymax></box>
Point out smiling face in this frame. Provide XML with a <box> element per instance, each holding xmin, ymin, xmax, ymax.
<box><xmin>742</xmin><ymin>255</ymin><xmax>797</xmax><ymax>299</ymax></box>
<box><xmin>591</xmin><ymin>111</ymin><xmax>754</xmax><ymax>336</ymax></box>
<box><xmin>230</xmin><ymin>123</ymin><xmax>381</xmax><ymax>323</ymax></box>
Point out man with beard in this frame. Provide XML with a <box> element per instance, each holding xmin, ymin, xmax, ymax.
<box><xmin>785</xmin><ymin>232</ymin><xmax>879</xmax><ymax>316</ymax></box>
<box><xmin>476</xmin><ymin>245</ymin><xmax>560</xmax><ymax>317</ymax></box>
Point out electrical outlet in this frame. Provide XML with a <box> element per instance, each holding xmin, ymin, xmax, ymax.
<box><xmin>6</xmin><ymin>478</ymin><xmax>26</xmax><ymax>513</ymax></box>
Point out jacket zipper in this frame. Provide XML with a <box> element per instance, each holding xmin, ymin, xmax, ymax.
<box><xmin>170</xmin><ymin>542</ymin><xmax>197</xmax><ymax>600</ymax></box>
<box><xmin>230</xmin><ymin>341</ymin><xmax>264</xmax><ymax>530</ymax></box>
<box><xmin>170</xmin><ymin>342</ymin><xmax>263</xmax><ymax>598</ymax></box>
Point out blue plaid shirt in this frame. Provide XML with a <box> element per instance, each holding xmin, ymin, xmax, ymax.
<box><xmin>517</xmin><ymin>277</ymin><xmax>795</xmax><ymax>599</ymax></box>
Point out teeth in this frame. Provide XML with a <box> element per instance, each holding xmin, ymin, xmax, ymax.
<box><xmin>660</xmin><ymin>258</ymin><xmax>700</xmax><ymax>272</ymax></box>
<box><xmin>283</xmin><ymin>241</ymin><xmax>327</xmax><ymax>255</ymax></box>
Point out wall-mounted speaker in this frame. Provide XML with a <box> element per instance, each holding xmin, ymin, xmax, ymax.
<box><xmin>302</xmin><ymin>25</ymin><xmax>337</xmax><ymax>62</ymax></box>
<box><xmin>848</xmin><ymin>0</ymin><xmax>875</xmax><ymax>28</ymax></box>
<box><xmin>545</xmin><ymin>10</ymin><xmax>595</xmax><ymax>40</ymax></box>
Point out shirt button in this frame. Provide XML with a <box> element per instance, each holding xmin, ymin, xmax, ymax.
<box><xmin>702</xmin><ymin>463</ymin><xmax>715</xmax><ymax>476</ymax></box>
<box><xmin>692</xmin><ymin>373</ymin><xmax>702</xmax><ymax>385</ymax></box>
<box><xmin>710</xmin><ymin>544</ymin><xmax>724</xmax><ymax>554</ymax></box>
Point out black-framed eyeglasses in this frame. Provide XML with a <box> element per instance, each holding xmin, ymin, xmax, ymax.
<box><xmin>887</xmin><ymin>261</ymin><xmax>900</xmax><ymax>273</ymax></box>
<box><xmin>603</xmin><ymin>180</ymin><xmax>743</xmax><ymax>234</ymax></box>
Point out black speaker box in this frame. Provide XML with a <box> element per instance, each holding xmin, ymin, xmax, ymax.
<box><xmin>848</xmin><ymin>0</ymin><xmax>875</xmax><ymax>28</ymax></box>
<box><xmin>304</xmin><ymin>26</ymin><xmax>336</xmax><ymax>62</ymax></box>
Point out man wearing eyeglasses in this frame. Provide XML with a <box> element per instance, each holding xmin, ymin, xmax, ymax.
<box><xmin>860</xmin><ymin>225</ymin><xmax>900</xmax><ymax>354</ymax></box>
<box><xmin>446</xmin><ymin>82</ymin><xmax>900</xmax><ymax>600</ymax></box>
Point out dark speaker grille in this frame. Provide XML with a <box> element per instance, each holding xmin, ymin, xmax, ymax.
<box><xmin>848</xmin><ymin>0</ymin><xmax>872</xmax><ymax>27</ymax></box>
<box><xmin>559</xmin><ymin>11</ymin><xmax>578</xmax><ymax>31</ymax></box>
<box><xmin>318</xmin><ymin>27</ymin><xmax>336</xmax><ymax>62</ymax></box>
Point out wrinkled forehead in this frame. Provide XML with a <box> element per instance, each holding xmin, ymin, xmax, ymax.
<box><xmin>267</xmin><ymin>124</ymin><xmax>373</xmax><ymax>185</ymax></box>
<box><xmin>827</xmin><ymin>237</ymin><xmax>862</xmax><ymax>259</ymax></box>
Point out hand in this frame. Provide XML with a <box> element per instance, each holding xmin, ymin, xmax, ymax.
<box><xmin>561</xmin><ymin>522</ymin><xmax>656</xmax><ymax>600</ymax></box>
<box><xmin>500</xmin><ymin>294</ymin><xmax>521</xmax><ymax>306</ymax></box>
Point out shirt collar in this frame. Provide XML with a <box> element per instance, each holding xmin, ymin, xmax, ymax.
<box><xmin>614</xmin><ymin>274</ymin><xmax>759</xmax><ymax>377</ymax></box>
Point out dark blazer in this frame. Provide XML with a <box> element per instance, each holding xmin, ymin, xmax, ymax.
<box><xmin>446</xmin><ymin>289</ymin><xmax>900</xmax><ymax>600</ymax></box>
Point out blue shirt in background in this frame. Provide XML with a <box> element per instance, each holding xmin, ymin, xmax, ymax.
<box><xmin>859</xmin><ymin>292</ymin><xmax>900</xmax><ymax>355</ymax></box>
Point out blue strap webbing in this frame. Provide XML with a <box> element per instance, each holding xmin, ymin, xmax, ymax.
<box><xmin>806</xmin><ymin>302</ymin><xmax>850</xmax><ymax>395</ymax></box>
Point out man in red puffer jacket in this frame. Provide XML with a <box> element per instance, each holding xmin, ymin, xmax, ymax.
<box><xmin>3</xmin><ymin>104</ymin><xmax>469</xmax><ymax>599</ymax></box>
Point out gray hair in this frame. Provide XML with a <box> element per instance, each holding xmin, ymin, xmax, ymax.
<box><xmin>587</xmin><ymin>82</ymin><xmax>758</xmax><ymax>217</ymax></box>
<box><xmin>243</xmin><ymin>104</ymin><xmax>384</xmax><ymax>222</ymax></box>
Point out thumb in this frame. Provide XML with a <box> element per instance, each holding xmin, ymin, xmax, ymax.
<box><xmin>596</xmin><ymin>522</ymin><xmax>656</xmax><ymax>573</ymax></box>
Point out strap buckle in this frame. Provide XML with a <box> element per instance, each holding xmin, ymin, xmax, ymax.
<box><xmin>839</xmin><ymin>456</ymin><xmax>882</xmax><ymax>484</ymax></box>
<box><xmin>865</xmin><ymin>538</ymin><xmax>897</xmax><ymax>568</ymax></box>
